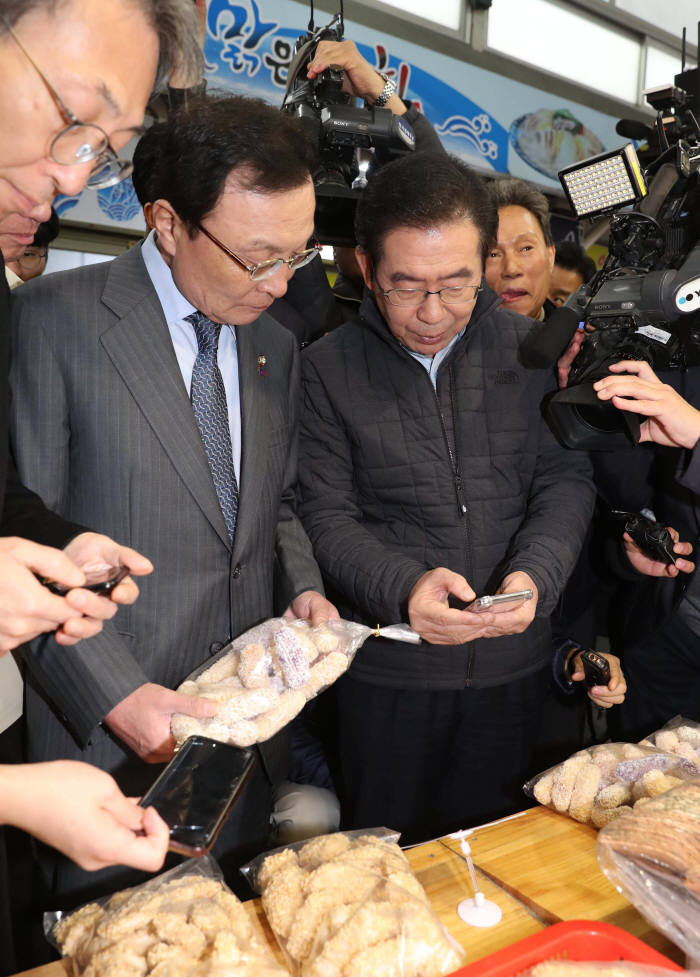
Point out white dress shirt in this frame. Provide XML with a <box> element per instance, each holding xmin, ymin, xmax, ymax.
<box><xmin>141</xmin><ymin>231</ymin><xmax>241</xmax><ymax>482</ymax></box>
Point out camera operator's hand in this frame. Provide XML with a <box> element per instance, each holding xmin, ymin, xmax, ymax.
<box><xmin>569</xmin><ymin>651</ymin><xmax>626</xmax><ymax>708</ymax></box>
<box><xmin>307</xmin><ymin>40</ymin><xmax>405</xmax><ymax>114</ymax></box>
<box><xmin>408</xmin><ymin>567</ymin><xmax>495</xmax><ymax>645</ymax></box>
<box><xmin>557</xmin><ymin>328</ymin><xmax>585</xmax><ymax>389</ymax></box>
<box><xmin>479</xmin><ymin>571</ymin><xmax>539</xmax><ymax>638</ymax></box>
<box><xmin>623</xmin><ymin>527</ymin><xmax>695</xmax><ymax>577</ymax></box>
<box><xmin>594</xmin><ymin>360</ymin><xmax>700</xmax><ymax>449</ymax></box>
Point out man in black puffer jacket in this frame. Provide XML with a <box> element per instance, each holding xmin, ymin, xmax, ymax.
<box><xmin>298</xmin><ymin>153</ymin><xmax>596</xmax><ymax>843</ymax></box>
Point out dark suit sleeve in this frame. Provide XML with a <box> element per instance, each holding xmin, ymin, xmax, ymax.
<box><xmin>10</xmin><ymin>286</ymin><xmax>150</xmax><ymax>745</ymax></box>
<box><xmin>1</xmin><ymin>450</ymin><xmax>86</xmax><ymax>546</ymax></box>
<box><xmin>273</xmin><ymin>342</ymin><xmax>325</xmax><ymax>612</ymax></box>
<box><xmin>0</xmin><ymin>259</ymin><xmax>85</xmax><ymax>545</ymax></box>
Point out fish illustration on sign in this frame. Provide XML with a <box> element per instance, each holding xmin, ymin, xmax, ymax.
<box><xmin>510</xmin><ymin>108</ymin><xmax>604</xmax><ymax>179</ymax></box>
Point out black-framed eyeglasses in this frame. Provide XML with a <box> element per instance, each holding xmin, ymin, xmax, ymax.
<box><xmin>197</xmin><ymin>224</ymin><xmax>322</xmax><ymax>281</ymax></box>
<box><xmin>378</xmin><ymin>283</ymin><xmax>482</xmax><ymax>307</ymax></box>
<box><xmin>3</xmin><ymin>19</ymin><xmax>142</xmax><ymax>190</ymax></box>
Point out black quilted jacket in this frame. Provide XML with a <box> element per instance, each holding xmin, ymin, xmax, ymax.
<box><xmin>298</xmin><ymin>286</ymin><xmax>595</xmax><ymax>689</ymax></box>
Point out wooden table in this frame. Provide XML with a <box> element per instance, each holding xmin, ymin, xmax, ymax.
<box><xmin>14</xmin><ymin>807</ymin><xmax>682</xmax><ymax>976</ymax></box>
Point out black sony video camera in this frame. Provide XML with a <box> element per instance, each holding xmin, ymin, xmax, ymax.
<box><xmin>280</xmin><ymin>10</ymin><xmax>415</xmax><ymax>245</ymax></box>
<box><xmin>523</xmin><ymin>36</ymin><xmax>700</xmax><ymax>450</ymax></box>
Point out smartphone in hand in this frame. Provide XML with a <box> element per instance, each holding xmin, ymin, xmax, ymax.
<box><xmin>38</xmin><ymin>565</ymin><xmax>129</xmax><ymax>597</ymax></box>
<box><xmin>467</xmin><ymin>589</ymin><xmax>533</xmax><ymax>613</ymax></box>
<box><xmin>139</xmin><ymin>736</ymin><xmax>256</xmax><ymax>855</ymax></box>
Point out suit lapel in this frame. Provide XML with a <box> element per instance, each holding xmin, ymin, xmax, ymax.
<box><xmin>233</xmin><ymin>324</ymin><xmax>268</xmax><ymax>561</ymax></box>
<box><xmin>99</xmin><ymin>246</ymin><xmax>231</xmax><ymax>548</ymax></box>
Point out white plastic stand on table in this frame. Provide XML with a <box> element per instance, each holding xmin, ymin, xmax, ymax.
<box><xmin>450</xmin><ymin>829</ymin><xmax>503</xmax><ymax>928</ymax></box>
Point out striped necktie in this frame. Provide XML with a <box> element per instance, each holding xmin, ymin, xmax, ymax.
<box><xmin>186</xmin><ymin>311</ymin><xmax>239</xmax><ymax>543</ymax></box>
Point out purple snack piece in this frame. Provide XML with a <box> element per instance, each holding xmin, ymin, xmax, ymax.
<box><xmin>614</xmin><ymin>754</ymin><xmax>674</xmax><ymax>782</ymax></box>
<box><xmin>675</xmin><ymin>757</ymin><xmax>700</xmax><ymax>778</ymax></box>
<box><xmin>273</xmin><ymin>627</ymin><xmax>311</xmax><ymax>690</ymax></box>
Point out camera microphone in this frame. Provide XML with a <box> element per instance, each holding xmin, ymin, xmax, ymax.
<box><xmin>518</xmin><ymin>306</ymin><xmax>582</xmax><ymax>369</ymax></box>
<box><xmin>615</xmin><ymin>118</ymin><xmax>651</xmax><ymax>141</ymax></box>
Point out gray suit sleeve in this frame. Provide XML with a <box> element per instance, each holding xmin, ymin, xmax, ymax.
<box><xmin>10</xmin><ymin>292</ymin><xmax>150</xmax><ymax>745</ymax></box>
<box><xmin>273</xmin><ymin>342</ymin><xmax>325</xmax><ymax>612</ymax></box>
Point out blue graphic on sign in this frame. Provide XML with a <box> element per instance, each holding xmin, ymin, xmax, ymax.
<box><xmin>97</xmin><ymin>179</ymin><xmax>141</xmax><ymax>222</ymax></box>
<box><xmin>206</xmin><ymin>0</ymin><xmax>279</xmax><ymax>77</ymax></box>
<box><xmin>53</xmin><ymin>193</ymin><xmax>81</xmax><ymax>217</ymax></box>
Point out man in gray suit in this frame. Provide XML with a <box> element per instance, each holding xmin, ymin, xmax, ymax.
<box><xmin>10</xmin><ymin>94</ymin><xmax>335</xmax><ymax>903</ymax></box>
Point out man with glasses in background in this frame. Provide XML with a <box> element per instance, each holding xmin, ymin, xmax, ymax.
<box><xmin>297</xmin><ymin>152</ymin><xmax>594</xmax><ymax>842</ymax></box>
<box><xmin>2</xmin><ymin>208</ymin><xmax>58</xmax><ymax>287</ymax></box>
<box><xmin>10</xmin><ymin>93</ymin><xmax>335</xmax><ymax>906</ymax></box>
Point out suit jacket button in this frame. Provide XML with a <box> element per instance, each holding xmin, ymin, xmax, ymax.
<box><xmin>210</xmin><ymin>641</ymin><xmax>224</xmax><ymax>655</ymax></box>
<box><xmin>232</xmin><ymin>564</ymin><xmax>241</xmax><ymax>579</ymax></box>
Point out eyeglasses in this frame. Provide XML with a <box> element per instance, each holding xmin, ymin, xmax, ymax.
<box><xmin>16</xmin><ymin>248</ymin><xmax>48</xmax><ymax>272</ymax></box>
<box><xmin>378</xmin><ymin>283</ymin><xmax>482</xmax><ymax>307</ymax></box>
<box><xmin>198</xmin><ymin>224</ymin><xmax>322</xmax><ymax>281</ymax></box>
<box><xmin>4</xmin><ymin>19</ymin><xmax>142</xmax><ymax>190</ymax></box>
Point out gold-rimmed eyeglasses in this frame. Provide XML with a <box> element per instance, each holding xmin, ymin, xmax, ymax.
<box><xmin>3</xmin><ymin>19</ymin><xmax>142</xmax><ymax>190</ymax></box>
<box><xmin>198</xmin><ymin>224</ymin><xmax>322</xmax><ymax>281</ymax></box>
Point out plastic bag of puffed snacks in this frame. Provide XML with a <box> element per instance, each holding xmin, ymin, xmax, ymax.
<box><xmin>45</xmin><ymin>854</ymin><xmax>286</xmax><ymax>977</ymax></box>
<box><xmin>172</xmin><ymin>617</ymin><xmax>420</xmax><ymax>748</ymax></box>
<box><xmin>241</xmin><ymin>827</ymin><xmax>465</xmax><ymax>977</ymax></box>
<box><xmin>524</xmin><ymin>741</ymin><xmax>699</xmax><ymax>828</ymax></box>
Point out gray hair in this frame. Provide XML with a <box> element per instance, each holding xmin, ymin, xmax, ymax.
<box><xmin>488</xmin><ymin>177</ymin><xmax>554</xmax><ymax>247</ymax></box>
<box><xmin>0</xmin><ymin>0</ymin><xmax>203</xmax><ymax>92</ymax></box>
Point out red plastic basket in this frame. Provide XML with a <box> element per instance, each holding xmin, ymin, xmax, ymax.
<box><xmin>450</xmin><ymin>920</ymin><xmax>682</xmax><ymax>976</ymax></box>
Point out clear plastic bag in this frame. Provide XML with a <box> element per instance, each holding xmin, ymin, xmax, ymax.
<box><xmin>240</xmin><ymin>828</ymin><xmax>465</xmax><ymax>977</ymax></box>
<box><xmin>524</xmin><ymin>741</ymin><xmax>700</xmax><ymax>828</ymax></box>
<box><xmin>45</xmin><ymin>854</ymin><xmax>286</xmax><ymax>977</ymax></box>
<box><xmin>171</xmin><ymin>617</ymin><xmax>418</xmax><ymax>748</ymax></box>
<box><xmin>640</xmin><ymin>715</ymin><xmax>700</xmax><ymax>766</ymax></box>
<box><xmin>525</xmin><ymin>964</ymin><xmax>693</xmax><ymax>976</ymax></box>
<box><xmin>597</xmin><ymin>779</ymin><xmax>700</xmax><ymax>963</ymax></box>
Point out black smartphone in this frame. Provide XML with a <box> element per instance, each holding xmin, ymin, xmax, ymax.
<box><xmin>38</xmin><ymin>565</ymin><xmax>129</xmax><ymax>597</ymax></box>
<box><xmin>139</xmin><ymin>737</ymin><xmax>256</xmax><ymax>856</ymax></box>
<box><xmin>581</xmin><ymin>650</ymin><xmax>611</xmax><ymax>689</ymax></box>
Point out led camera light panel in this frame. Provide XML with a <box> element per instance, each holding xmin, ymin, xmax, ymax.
<box><xmin>559</xmin><ymin>144</ymin><xmax>647</xmax><ymax>219</ymax></box>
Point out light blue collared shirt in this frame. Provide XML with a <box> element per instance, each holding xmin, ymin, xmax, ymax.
<box><xmin>404</xmin><ymin>327</ymin><xmax>466</xmax><ymax>390</ymax></box>
<box><xmin>141</xmin><ymin>231</ymin><xmax>241</xmax><ymax>482</ymax></box>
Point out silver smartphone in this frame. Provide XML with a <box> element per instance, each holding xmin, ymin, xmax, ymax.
<box><xmin>467</xmin><ymin>588</ymin><xmax>533</xmax><ymax>612</ymax></box>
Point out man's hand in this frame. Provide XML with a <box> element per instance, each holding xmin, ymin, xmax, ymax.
<box><xmin>407</xmin><ymin>567</ymin><xmax>495</xmax><ymax>645</ymax></box>
<box><xmin>308</xmin><ymin>40</ymin><xmax>404</xmax><ymax>113</ymax></box>
<box><xmin>479</xmin><ymin>571</ymin><xmax>539</xmax><ymax>639</ymax></box>
<box><xmin>0</xmin><ymin>537</ymin><xmax>91</xmax><ymax>654</ymax></box>
<box><xmin>0</xmin><ymin>760</ymin><xmax>169</xmax><ymax>872</ymax></box>
<box><xmin>57</xmin><ymin>533</ymin><xmax>154</xmax><ymax>645</ymax></box>
<box><xmin>569</xmin><ymin>652</ymin><xmax>627</xmax><ymax>709</ymax></box>
<box><xmin>594</xmin><ymin>360</ymin><xmax>700</xmax><ymax>449</ymax></box>
<box><xmin>623</xmin><ymin>527</ymin><xmax>695</xmax><ymax>578</ymax></box>
<box><xmin>105</xmin><ymin>683</ymin><xmax>217</xmax><ymax>763</ymax></box>
<box><xmin>284</xmin><ymin>591</ymin><xmax>340</xmax><ymax>626</ymax></box>
<box><xmin>557</xmin><ymin>328</ymin><xmax>585</xmax><ymax>389</ymax></box>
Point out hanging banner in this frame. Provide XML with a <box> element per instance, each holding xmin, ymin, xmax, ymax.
<box><xmin>55</xmin><ymin>0</ymin><xmax>625</xmax><ymax>233</ymax></box>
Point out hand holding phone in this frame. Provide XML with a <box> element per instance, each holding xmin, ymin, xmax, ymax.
<box><xmin>37</xmin><ymin>565</ymin><xmax>129</xmax><ymax>597</ymax></box>
<box><xmin>580</xmin><ymin>649</ymin><xmax>611</xmax><ymax>689</ymax></box>
<box><xmin>467</xmin><ymin>589</ymin><xmax>533</xmax><ymax>613</ymax></box>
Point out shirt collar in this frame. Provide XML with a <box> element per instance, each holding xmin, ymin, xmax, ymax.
<box><xmin>141</xmin><ymin>229</ymin><xmax>197</xmax><ymax>324</ymax></box>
